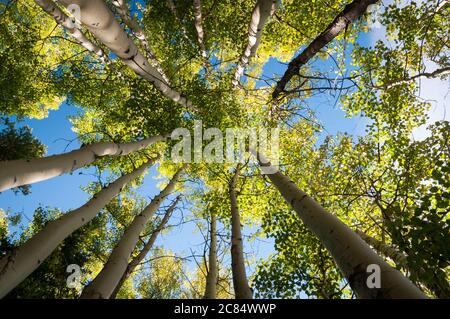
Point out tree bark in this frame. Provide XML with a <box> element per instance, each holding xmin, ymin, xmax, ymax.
<box><xmin>110</xmin><ymin>196</ymin><xmax>181</xmax><ymax>299</ymax></box>
<box><xmin>272</xmin><ymin>0</ymin><xmax>379</xmax><ymax>101</ymax></box>
<box><xmin>229</xmin><ymin>165</ymin><xmax>253</xmax><ymax>299</ymax></box>
<box><xmin>356</xmin><ymin>230</ymin><xmax>408</xmax><ymax>267</ymax></box>
<box><xmin>0</xmin><ymin>135</ymin><xmax>166</xmax><ymax>192</ymax></box>
<box><xmin>250</xmin><ymin>149</ymin><xmax>426</xmax><ymax>298</ymax></box>
<box><xmin>193</xmin><ymin>0</ymin><xmax>207</xmax><ymax>60</ymax></box>
<box><xmin>0</xmin><ymin>160</ymin><xmax>154</xmax><ymax>298</ymax></box>
<box><xmin>34</xmin><ymin>0</ymin><xmax>109</xmax><ymax>63</ymax></box>
<box><xmin>204</xmin><ymin>212</ymin><xmax>218</xmax><ymax>299</ymax></box>
<box><xmin>111</xmin><ymin>0</ymin><xmax>171</xmax><ymax>84</ymax></box>
<box><xmin>57</xmin><ymin>0</ymin><xmax>196</xmax><ymax>112</ymax></box>
<box><xmin>357</xmin><ymin>230</ymin><xmax>450</xmax><ymax>298</ymax></box>
<box><xmin>232</xmin><ymin>0</ymin><xmax>277</xmax><ymax>87</ymax></box>
<box><xmin>262</xmin><ymin>168</ymin><xmax>426</xmax><ymax>298</ymax></box>
<box><xmin>80</xmin><ymin>166</ymin><xmax>185</xmax><ymax>299</ymax></box>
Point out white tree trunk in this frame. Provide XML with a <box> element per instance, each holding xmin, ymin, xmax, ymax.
<box><xmin>0</xmin><ymin>135</ymin><xmax>166</xmax><ymax>192</ymax></box>
<box><xmin>0</xmin><ymin>160</ymin><xmax>154</xmax><ymax>298</ymax></box>
<box><xmin>357</xmin><ymin>230</ymin><xmax>450</xmax><ymax>298</ymax></box>
<box><xmin>35</xmin><ymin>0</ymin><xmax>109</xmax><ymax>63</ymax></box>
<box><xmin>232</xmin><ymin>0</ymin><xmax>277</xmax><ymax>87</ymax></box>
<box><xmin>80</xmin><ymin>167</ymin><xmax>185</xmax><ymax>299</ymax></box>
<box><xmin>229</xmin><ymin>165</ymin><xmax>253</xmax><ymax>299</ymax></box>
<box><xmin>259</xmin><ymin>163</ymin><xmax>426</xmax><ymax>298</ymax></box>
<box><xmin>57</xmin><ymin>0</ymin><xmax>196</xmax><ymax>112</ymax></box>
<box><xmin>193</xmin><ymin>0</ymin><xmax>207</xmax><ymax>60</ymax></box>
<box><xmin>110</xmin><ymin>196</ymin><xmax>180</xmax><ymax>299</ymax></box>
<box><xmin>111</xmin><ymin>0</ymin><xmax>171</xmax><ymax>84</ymax></box>
<box><xmin>355</xmin><ymin>230</ymin><xmax>408</xmax><ymax>267</ymax></box>
<box><xmin>204</xmin><ymin>212</ymin><xmax>218</xmax><ymax>299</ymax></box>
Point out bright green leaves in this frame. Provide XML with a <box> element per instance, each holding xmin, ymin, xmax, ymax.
<box><xmin>0</xmin><ymin>117</ymin><xmax>46</xmax><ymax>195</ymax></box>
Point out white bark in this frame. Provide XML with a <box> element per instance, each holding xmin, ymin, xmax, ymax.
<box><xmin>204</xmin><ymin>212</ymin><xmax>218</xmax><ymax>299</ymax></box>
<box><xmin>111</xmin><ymin>0</ymin><xmax>171</xmax><ymax>84</ymax></box>
<box><xmin>193</xmin><ymin>0</ymin><xmax>207</xmax><ymax>60</ymax></box>
<box><xmin>356</xmin><ymin>230</ymin><xmax>408</xmax><ymax>267</ymax></box>
<box><xmin>256</xmin><ymin>158</ymin><xmax>426</xmax><ymax>298</ymax></box>
<box><xmin>0</xmin><ymin>160</ymin><xmax>153</xmax><ymax>298</ymax></box>
<box><xmin>357</xmin><ymin>230</ymin><xmax>450</xmax><ymax>298</ymax></box>
<box><xmin>229</xmin><ymin>165</ymin><xmax>253</xmax><ymax>299</ymax></box>
<box><xmin>110</xmin><ymin>196</ymin><xmax>180</xmax><ymax>299</ymax></box>
<box><xmin>232</xmin><ymin>0</ymin><xmax>277</xmax><ymax>87</ymax></box>
<box><xmin>34</xmin><ymin>0</ymin><xmax>109</xmax><ymax>63</ymax></box>
<box><xmin>0</xmin><ymin>135</ymin><xmax>166</xmax><ymax>192</ymax></box>
<box><xmin>57</xmin><ymin>0</ymin><xmax>196</xmax><ymax>112</ymax></box>
<box><xmin>80</xmin><ymin>166</ymin><xmax>185</xmax><ymax>299</ymax></box>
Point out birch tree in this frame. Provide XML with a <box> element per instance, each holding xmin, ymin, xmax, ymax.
<box><xmin>0</xmin><ymin>159</ymin><xmax>154</xmax><ymax>298</ymax></box>
<box><xmin>110</xmin><ymin>196</ymin><xmax>181</xmax><ymax>299</ymax></box>
<box><xmin>272</xmin><ymin>0</ymin><xmax>379</xmax><ymax>101</ymax></box>
<box><xmin>232</xmin><ymin>0</ymin><xmax>277</xmax><ymax>87</ymax></box>
<box><xmin>80</xmin><ymin>166</ymin><xmax>185</xmax><ymax>299</ymax></box>
<box><xmin>54</xmin><ymin>0</ymin><xmax>196</xmax><ymax>111</ymax></box>
<box><xmin>0</xmin><ymin>135</ymin><xmax>166</xmax><ymax>192</ymax></box>
<box><xmin>229</xmin><ymin>165</ymin><xmax>253</xmax><ymax>299</ymax></box>
<box><xmin>203</xmin><ymin>212</ymin><xmax>218</xmax><ymax>299</ymax></box>
<box><xmin>253</xmin><ymin>151</ymin><xmax>426</xmax><ymax>298</ymax></box>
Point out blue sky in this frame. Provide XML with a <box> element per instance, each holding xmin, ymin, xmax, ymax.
<box><xmin>0</xmin><ymin>25</ymin><xmax>374</xmax><ymax>295</ymax></box>
<box><xmin>1</xmin><ymin>0</ymin><xmax>448</xmax><ymax>297</ymax></box>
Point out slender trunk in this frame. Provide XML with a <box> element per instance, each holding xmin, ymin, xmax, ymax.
<box><xmin>111</xmin><ymin>0</ymin><xmax>171</xmax><ymax>84</ymax></box>
<box><xmin>57</xmin><ymin>0</ymin><xmax>196</xmax><ymax>112</ymax></box>
<box><xmin>357</xmin><ymin>230</ymin><xmax>450</xmax><ymax>298</ymax></box>
<box><xmin>249</xmin><ymin>148</ymin><xmax>426</xmax><ymax>298</ymax></box>
<box><xmin>80</xmin><ymin>167</ymin><xmax>185</xmax><ymax>299</ymax></box>
<box><xmin>229</xmin><ymin>165</ymin><xmax>253</xmax><ymax>299</ymax></box>
<box><xmin>232</xmin><ymin>0</ymin><xmax>277</xmax><ymax>87</ymax></box>
<box><xmin>204</xmin><ymin>212</ymin><xmax>218</xmax><ymax>299</ymax></box>
<box><xmin>0</xmin><ymin>160</ymin><xmax>154</xmax><ymax>298</ymax></box>
<box><xmin>193</xmin><ymin>0</ymin><xmax>208</xmax><ymax>61</ymax></box>
<box><xmin>0</xmin><ymin>135</ymin><xmax>166</xmax><ymax>192</ymax></box>
<box><xmin>260</xmin><ymin>165</ymin><xmax>425</xmax><ymax>298</ymax></box>
<box><xmin>272</xmin><ymin>0</ymin><xmax>379</xmax><ymax>100</ymax></box>
<box><xmin>356</xmin><ymin>230</ymin><xmax>408</xmax><ymax>267</ymax></box>
<box><xmin>34</xmin><ymin>0</ymin><xmax>109</xmax><ymax>63</ymax></box>
<box><xmin>110</xmin><ymin>196</ymin><xmax>181</xmax><ymax>299</ymax></box>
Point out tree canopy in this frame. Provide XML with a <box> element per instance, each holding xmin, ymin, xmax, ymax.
<box><xmin>0</xmin><ymin>0</ymin><xmax>448</xmax><ymax>299</ymax></box>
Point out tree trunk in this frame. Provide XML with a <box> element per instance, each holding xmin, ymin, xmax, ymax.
<box><xmin>57</xmin><ymin>0</ymin><xmax>196</xmax><ymax>112</ymax></box>
<box><xmin>193</xmin><ymin>0</ymin><xmax>207</xmax><ymax>60</ymax></box>
<box><xmin>35</xmin><ymin>0</ymin><xmax>109</xmax><ymax>63</ymax></box>
<box><xmin>0</xmin><ymin>135</ymin><xmax>166</xmax><ymax>192</ymax></box>
<box><xmin>204</xmin><ymin>212</ymin><xmax>218</xmax><ymax>299</ymax></box>
<box><xmin>229</xmin><ymin>165</ymin><xmax>253</xmax><ymax>299</ymax></box>
<box><xmin>232</xmin><ymin>0</ymin><xmax>277</xmax><ymax>87</ymax></box>
<box><xmin>261</xmin><ymin>165</ymin><xmax>426</xmax><ymax>298</ymax></box>
<box><xmin>357</xmin><ymin>230</ymin><xmax>450</xmax><ymax>298</ymax></box>
<box><xmin>356</xmin><ymin>230</ymin><xmax>408</xmax><ymax>267</ymax></box>
<box><xmin>249</xmin><ymin>148</ymin><xmax>426</xmax><ymax>298</ymax></box>
<box><xmin>110</xmin><ymin>196</ymin><xmax>181</xmax><ymax>299</ymax></box>
<box><xmin>0</xmin><ymin>160</ymin><xmax>154</xmax><ymax>298</ymax></box>
<box><xmin>80</xmin><ymin>167</ymin><xmax>185</xmax><ymax>299</ymax></box>
<box><xmin>272</xmin><ymin>0</ymin><xmax>379</xmax><ymax>100</ymax></box>
<box><xmin>111</xmin><ymin>0</ymin><xmax>171</xmax><ymax>84</ymax></box>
